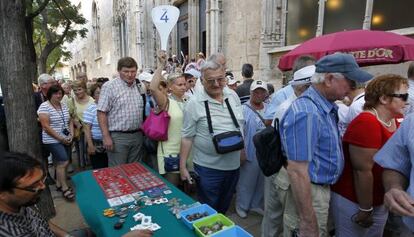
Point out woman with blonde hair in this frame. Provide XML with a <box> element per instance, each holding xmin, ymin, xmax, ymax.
<box><xmin>331</xmin><ymin>74</ymin><xmax>409</xmax><ymax>236</ymax></box>
<box><xmin>67</xmin><ymin>80</ymin><xmax>94</xmax><ymax>168</ymax></box>
<box><xmin>150</xmin><ymin>51</ymin><xmax>187</xmax><ymax>186</ymax></box>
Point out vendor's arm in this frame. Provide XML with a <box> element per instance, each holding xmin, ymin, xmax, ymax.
<box><xmin>122</xmin><ymin>229</ymin><xmax>153</xmax><ymax>237</ymax></box>
<box><xmin>48</xmin><ymin>221</ymin><xmax>70</xmax><ymax>237</ymax></box>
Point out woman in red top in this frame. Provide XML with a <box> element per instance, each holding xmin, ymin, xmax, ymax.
<box><xmin>331</xmin><ymin>74</ymin><xmax>408</xmax><ymax>237</ymax></box>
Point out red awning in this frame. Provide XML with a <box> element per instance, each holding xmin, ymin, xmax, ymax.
<box><xmin>278</xmin><ymin>29</ymin><xmax>414</xmax><ymax>71</ymax></box>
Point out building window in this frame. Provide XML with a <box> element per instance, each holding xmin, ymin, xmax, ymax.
<box><xmin>286</xmin><ymin>0</ymin><xmax>318</xmax><ymax>45</ymax></box>
<box><xmin>118</xmin><ymin>15</ymin><xmax>128</xmax><ymax>57</ymax></box>
<box><xmin>371</xmin><ymin>0</ymin><xmax>414</xmax><ymax>31</ymax></box>
<box><xmin>323</xmin><ymin>0</ymin><xmax>366</xmax><ymax>34</ymax></box>
<box><xmin>92</xmin><ymin>2</ymin><xmax>101</xmax><ymax>56</ymax></box>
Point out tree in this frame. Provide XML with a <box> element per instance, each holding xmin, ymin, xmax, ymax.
<box><xmin>33</xmin><ymin>0</ymin><xmax>87</xmax><ymax>74</ymax></box>
<box><xmin>0</xmin><ymin>0</ymin><xmax>55</xmax><ymax>218</ymax></box>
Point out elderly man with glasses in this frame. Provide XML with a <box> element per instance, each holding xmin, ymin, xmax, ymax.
<box><xmin>180</xmin><ymin>59</ymin><xmax>244</xmax><ymax>214</ymax></box>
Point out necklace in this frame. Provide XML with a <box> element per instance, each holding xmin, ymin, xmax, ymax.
<box><xmin>372</xmin><ymin>108</ymin><xmax>392</xmax><ymax>127</ymax></box>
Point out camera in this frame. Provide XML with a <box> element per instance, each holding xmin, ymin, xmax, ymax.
<box><xmin>62</xmin><ymin>128</ymin><xmax>70</xmax><ymax>136</ymax></box>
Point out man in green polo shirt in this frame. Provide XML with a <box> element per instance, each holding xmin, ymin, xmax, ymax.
<box><xmin>179</xmin><ymin>59</ymin><xmax>244</xmax><ymax>214</ymax></box>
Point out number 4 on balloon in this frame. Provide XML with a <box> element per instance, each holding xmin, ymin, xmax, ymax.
<box><xmin>160</xmin><ymin>11</ymin><xmax>169</xmax><ymax>23</ymax></box>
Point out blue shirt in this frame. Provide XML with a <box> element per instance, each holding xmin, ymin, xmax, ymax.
<box><xmin>374</xmin><ymin>114</ymin><xmax>414</xmax><ymax>232</ymax></box>
<box><xmin>243</xmin><ymin>101</ymin><xmax>267</xmax><ymax>162</ymax></box>
<box><xmin>280</xmin><ymin>86</ymin><xmax>344</xmax><ymax>184</ymax></box>
<box><xmin>145</xmin><ymin>94</ymin><xmax>154</xmax><ymax>117</ymax></box>
<box><xmin>83</xmin><ymin>103</ymin><xmax>103</xmax><ymax>140</ymax></box>
<box><xmin>264</xmin><ymin>85</ymin><xmax>294</xmax><ymax>120</ymax></box>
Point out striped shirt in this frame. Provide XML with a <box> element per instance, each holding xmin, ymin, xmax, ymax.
<box><xmin>97</xmin><ymin>78</ymin><xmax>145</xmax><ymax>131</ymax></box>
<box><xmin>280</xmin><ymin>86</ymin><xmax>344</xmax><ymax>184</ymax></box>
<box><xmin>83</xmin><ymin>103</ymin><xmax>102</xmax><ymax>140</ymax></box>
<box><xmin>0</xmin><ymin>206</ymin><xmax>55</xmax><ymax>237</ymax></box>
<box><xmin>374</xmin><ymin>114</ymin><xmax>414</xmax><ymax>232</ymax></box>
<box><xmin>37</xmin><ymin>101</ymin><xmax>70</xmax><ymax>144</ymax></box>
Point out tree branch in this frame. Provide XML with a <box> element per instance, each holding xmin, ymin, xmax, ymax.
<box><xmin>48</xmin><ymin>56</ymin><xmax>61</xmax><ymax>74</ymax></box>
<box><xmin>27</xmin><ymin>0</ymin><xmax>51</xmax><ymax>19</ymax></box>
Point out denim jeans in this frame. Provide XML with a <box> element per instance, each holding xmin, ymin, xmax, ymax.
<box><xmin>194</xmin><ymin>163</ymin><xmax>239</xmax><ymax>214</ymax></box>
<box><xmin>44</xmin><ymin>143</ymin><xmax>70</xmax><ymax>163</ymax></box>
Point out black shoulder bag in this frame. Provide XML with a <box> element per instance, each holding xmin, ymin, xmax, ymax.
<box><xmin>253</xmin><ymin>118</ymin><xmax>286</xmax><ymax>176</ymax></box>
<box><xmin>204</xmin><ymin>98</ymin><xmax>244</xmax><ymax>154</ymax></box>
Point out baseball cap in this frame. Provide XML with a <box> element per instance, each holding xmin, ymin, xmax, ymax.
<box><xmin>315</xmin><ymin>53</ymin><xmax>373</xmax><ymax>83</ymax></box>
<box><xmin>138</xmin><ymin>72</ymin><xmax>153</xmax><ymax>83</ymax></box>
<box><xmin>290</xmin><ymin>65</ymin><xmax>315</xmax><ymax>86</ymax></box>
<box><xmin>183</xmin><ymin>68</ymin><xmax>201</xmax><ymax>79</ymax></box>
<box><xmin>250</xmin><ymin>80</ymin><xmax>268</xmax><ymax>92</ymax></box>
<box><xmin>226</xmin><ymin>75</ymin><xmax>240</xmax><ymax>85</ymax></box>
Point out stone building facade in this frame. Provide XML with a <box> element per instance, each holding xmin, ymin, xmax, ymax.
<box><xmin>67</xmin><ymin>0</ymin><xmax>414</xmax><ymax>88</ymax></box>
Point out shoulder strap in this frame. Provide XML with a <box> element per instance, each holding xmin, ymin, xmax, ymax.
<box><xmin>273</xmin><ymin>118</ymin><xmax>279</xmax><ymax>133</ymax></box>
<box><xmin>204</xmin><ymin>98</ymin><xmax>240</xmax><ymax>135</ymax></box>
<box><xmin>204</xmin><ymin>100</ymin><xmax>214</xmax><ymax>135</ymax></box>
<box><xmin>224</xmin><ymin>98</ymin><xmax>240</xmax><ymax>128</ymax></box>
<box><xmin>245</xmin><ymin>103</ymin><xmax>265</xmax><ymax>125</ymax></box>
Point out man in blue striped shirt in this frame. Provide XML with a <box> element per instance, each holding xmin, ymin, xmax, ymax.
<box><xmin>279</xmin><ymin>53</ymin><xmax>372</xmax><ymax>237</ymax></box>
<box><xmin>374</xmin><ymin>114</ymin><xmax>414</xmax><ymax>235</ymax></box>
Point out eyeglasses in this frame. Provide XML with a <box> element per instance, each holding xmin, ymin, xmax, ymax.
<box><xmin>204</xmin><ymin>77</ymin><xmax>226</xmax><ymax>85</ymax></box>
<box><xmin>14</xmin><ymin>175</ymin><xmax>47</xmax><ymax>193</ymax></box>
<box><xmin>389</xmin><ymin>93</ymin><xmax>409</xmax><ymax>102</ymax></box>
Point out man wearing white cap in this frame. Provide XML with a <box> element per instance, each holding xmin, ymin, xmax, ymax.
<box><xmin>138</xmin><ymin>72</ymin><xmax>154</xmax><ymax>117</ymax></box>
<box><xmin>273</xmin><ymin>65</ymin><xmax>315</xmax><ymax>121</ymax></box>
<box><xmin>236</xmin><ymin>80</ymin><xmax>268</xmax><ymax>218</ymax></box>
<box><xmin>227</xmin><ymin>75</ymin><xmax>240</xmax><ymax>91</ymax></box>
<box><xmin>261</xmin><ymin>65</ymin><xmax>315</xmax><ymax>236</ymax></box>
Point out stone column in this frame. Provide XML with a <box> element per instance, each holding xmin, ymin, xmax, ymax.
<box><xmin>188</xmin><ymin>0</ymin><xmax>199</xmax><ymax>60</ymax></box>
<box><xmin>135</xmin><ymin>0</ymin><xmax>145</xmax><ymax>69</ymax></box>
<box><xmin>207</xmin><ymin>0</ymin><xmax>222</xmax><ymax>55</ymax></box>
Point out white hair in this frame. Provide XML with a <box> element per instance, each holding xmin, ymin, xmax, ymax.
<box><xmin>200</xmin><ymin>60</ymin><xmax>223</xmax><ymax>79</ymax></box>
<box><xmin>311</xmin><ymin>72</ymin><xmax>344</xmax><ymax>84</ymax></box>
<box><xmin>207</xmin><ymin>52</ymin><xmax>225</xmax><ymax>63</ymax></box>
<box><xmin>37</xmin><ymin>73</ymin><xmax>53</xmax><ymax>85</ymax></box>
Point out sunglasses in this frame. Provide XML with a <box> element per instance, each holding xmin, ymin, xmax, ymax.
<box><xmin>389</xmin><ymin>93</ymin><xmax>409</xmax><ymax>102</ymax></box>
<box><xmin>14</xmin><ymin>175</ymin><xmax>47</xmax><ymax>193</ymax></box>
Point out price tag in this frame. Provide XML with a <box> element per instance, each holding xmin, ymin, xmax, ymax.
<box><xmin>152</xmin><ymin>5</ymin><xmax>180</xmax><ymax>50</ymax></box>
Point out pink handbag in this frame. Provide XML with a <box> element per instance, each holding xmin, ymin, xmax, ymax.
<box><xmin>140</xmin><ymin>105</ymin><xmax>170</xmax><ymax>141</ymax></box>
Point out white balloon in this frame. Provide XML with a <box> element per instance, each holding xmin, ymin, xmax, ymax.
<box><xmin>152</xmin><ymin>5</ymin><xmax>180</xmax><ymax>51</ymax></box>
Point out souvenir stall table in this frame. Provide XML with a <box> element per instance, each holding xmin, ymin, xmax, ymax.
<box><xmin>73</xmin><ymin>162</ymin><xmax>252</xmax><ymax>237</ymax></box>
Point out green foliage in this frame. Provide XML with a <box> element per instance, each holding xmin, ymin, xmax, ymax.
<box><xmin>31</xmin><ymin>0</ymin><xmax>87</xmax><ymax>73</ymax></box>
